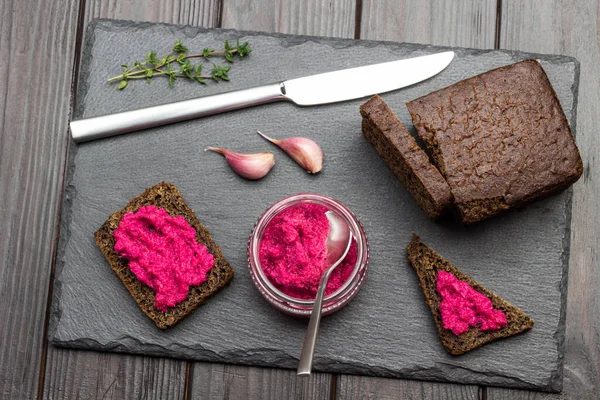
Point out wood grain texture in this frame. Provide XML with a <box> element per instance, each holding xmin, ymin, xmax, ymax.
<box><xmin>190</xmin><ymin>364</ymin><xmax>331</xmax><ymax>399</ymax></box>
<box><xmin>360</xmin><ymin>0</ymin><xmax>497</xmax><ymax>48</ymax></box>
<box><xmin>334</xmin><ymin>2</ymin><xmax>497</xmax><ymax>397</ymax></box>
<box><xmin>221</xmin><ymin>0</ymin><xmax>356</xmax><ymax>38</ymax></box>
<box><xmin>82</xmin><ymin>0</ymin><xmax>221</xmax><ymax>32</ymax></box>
<box><xmin>336</xmin><ymin>375</ymin><xmax>481</xmax><ymax>400</ymax></box>
<box><xmin>489</xmin><ymin>1</ymin><xmax>600</xmax><ymax>398</ymax></box>
<box><xmin>42</xmin><ymin>1</ymin><xmax>219</xmax><ymax>399</ymax></box>
<box><xmin>486</xmin><ymin>389</ymin><xmax>566</xmax><ymax>400</ymax></box>
<box><xmin>0</xmin><ymin>0</ymin><xmax>79</xmax><ymax>398</ymax></box>
<box><xmin>44</xmin><ymin>348</ymin><xmax>186</xmax><ymax>399</ymax></box>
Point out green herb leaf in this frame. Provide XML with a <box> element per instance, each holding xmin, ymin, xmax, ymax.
<box><xmin>225</xmin><ymin>52</ymin><xmax>233</xmax><ymax>62</ymax></box>
<box><xmin>146</xmin><ymin>51</ymin><xmax>159</xmax><ymax>66</ymax></box>
<box><xmin>211</xmin><ymin>64</ymin><xmax>231</xmax><ymax>81</ymax></box>
<box><xmin>237</xmin><ymin>41</ymin><xmax>252</xmax><ymax>57</ymax></box>
<box><xmin>118</xmin><ymin>80</ymin><xmax>128</xmax><ymax>90</ymax></box>
<box><xmin>202</xmin><ymin>48</ymin><xmax>214</xmax><ymax>58</ymax></box>
<box><xmin>145</xmin><ymin>69</ymin><xmax>154</xmax><ymax>78</ymax></box>
<box><xmin>173</xmin><ymin>40</ymin><xmax>188</xmax><ymax>53</ymax></box>
<box><xmin>180</xmin><ymin>60</ymin><xmax>194</xmax><ymax>78</ymax></box>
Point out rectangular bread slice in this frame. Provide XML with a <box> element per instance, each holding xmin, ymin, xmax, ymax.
<box><xmin>95</xmin><ymin>182</ymin><xmax>234</xmax><ymax>329</ymax></box>
<box><xmin>406</xmin><ymin>60</ymin><xmax>583</xmax><ymax>224</ymax></box>
<box><xmin>360</xmin><ymin>95</ymin><xmax>453</xmax><ymax>219</ymax></box>
<box><xmin>407</xmin><ymin>234</ymin><xmax>534</xmax><ymax>355</ymax></box>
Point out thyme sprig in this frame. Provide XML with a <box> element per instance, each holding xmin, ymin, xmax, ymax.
<box><xmin>109</xmin><ymin>39</ymin><xmax>252</xmax><ymax>90</ymax></box>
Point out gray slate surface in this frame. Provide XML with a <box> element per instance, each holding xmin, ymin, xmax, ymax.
<box><xmin>50</xmin><ymin>19</ymin><xmax>580</xmax><ymax>392</ymax></box>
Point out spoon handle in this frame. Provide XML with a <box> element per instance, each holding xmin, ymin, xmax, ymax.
<box><xmin>297</xmin><ymin>268</ymin><xmax>332</xmax><ymax>376</ymax></box>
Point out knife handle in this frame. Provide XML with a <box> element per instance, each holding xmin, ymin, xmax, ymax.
<box><xmin>70</xmin><ymin>83</ymin><xmax>287</xmax><ymax>143</ymax></box>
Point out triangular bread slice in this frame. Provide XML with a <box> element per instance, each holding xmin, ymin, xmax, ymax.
<box><xmin>407</xmin><ymin>234</ymin><xmax>534</xmax><ymax>355</ymax></box>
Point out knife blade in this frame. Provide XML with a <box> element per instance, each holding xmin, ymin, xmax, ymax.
<box><xmin>70</xmin><ymin>51</ymin><xmax>454</xmax><ymax>143</ymax></box>
<box><xmin>284</xmin><ymin>51</ymin><xmax>454</xmax><ymax>105</ymax></box>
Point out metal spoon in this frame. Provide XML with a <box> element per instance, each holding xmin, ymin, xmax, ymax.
<box><xmin>297</xmin><ymin>210</ymin><xmax>352</xmax><ymax>376</ymax></box>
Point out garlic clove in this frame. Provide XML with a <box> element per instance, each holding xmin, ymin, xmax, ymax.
<box><xmin>256</xmin><ymin>131</ymin><xmax>323</xmax><ymax>174</ymax></box>
<box><xmin>205</xmin><ymin>147</ymin><xmax>275</xmax><ymax>180</ymax></box>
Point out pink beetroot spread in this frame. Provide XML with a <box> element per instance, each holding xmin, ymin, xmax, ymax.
<box><xmin>436</xmin><ymin>270</ymin><xmax>507</xmax><ymax>335</ymax></box>
<box><xmin>114</xmin><ymin>205</ymin><xmax>215</xmax><ymax>312</ymax></box>
<box><xmin>259</xmin><ymin>203</ymin><xmax>357</xmax><ymax>299</ymax></box>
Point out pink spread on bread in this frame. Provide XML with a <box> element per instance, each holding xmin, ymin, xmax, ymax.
<box><xmin>114</xmin><ymin>205</ymin><xmax>214</xmax><ymax>312</ymax></box>
<box><xmin>436</xmin><ymin>270</ymin><xmax>507</xmax><ymax>335</ymax></box>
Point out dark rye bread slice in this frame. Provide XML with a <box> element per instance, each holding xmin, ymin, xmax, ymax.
<box><xmin>360</xmin><ymin>95</ymin><xmax>453</xmax><ymax>219</ymax></box>
<box><xmin>407</xmin><ymin>234</ymin><xmax>533</xmax><ymax>355</ymax></box>
<box><xmin>406</xmin><ymin>60</ymin><xmax>583</xmax><ymax>224</ymax></box>
<box><xmin>95</xmin><ymin>182</ymin><xmax>234</xmax><ymax>329</ymax></box>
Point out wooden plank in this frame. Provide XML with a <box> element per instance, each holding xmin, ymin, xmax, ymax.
<box><xmin>190</xmin><ymin>364</ymin><xmax>332</xmax><ymax>399</ymax></box>
<box><xmin>41</xmin><ymin>1</ymin><xmax>220</xmax><ymax>399</ymax></box>
<box><xmin>486</xmin><ymin>389</ymin><xmax>565</xmax><ymax>400</ymax></box>
<box><xmin>0</xmin><ymin>0</ymin><xmax>80</xmax><ymax>398</ymax></box>
<box><xmin>221</xmin><ymin>0</ymin><xmax>356</xmax><ymax>38</ymax></box>
<box><xmin>337</xmin><ymin>375</ymin><xmax>481</xmax><ymax>400</ymax></box>
<box><xmin>360</xmin><ymin>0</ymin><xmax>497</xmax><ymax>48</ymax></box>
<box><xmin>487</xmin><ymin>391</ymin><xmax>566</xmax><ymax>400</ymax></box>
<box><xmin>488</xmin><ymin>1</ymin><xmax>600</xmax><ymax>398</ymax></box>
<box><xmin>82</xmin><ymin>0</ymin><xmax>220</xmax><ymax>32</ymax></box>
<box><xmin>334</xmin><ymin>1</ymin><xmax>497</xmax><ymax>397</ymax></box>
<box><xmin>43</xmin><ymin>348</ymin><xmax>186</xmax><ymax>399</ymax></box>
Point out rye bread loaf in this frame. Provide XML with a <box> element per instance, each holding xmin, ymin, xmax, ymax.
<box><xmin>95</xmin><ymin>182</ymin><xmax>234</xmax><ymax>329</ymax></box>
<box><xmin>407</xmin><ymin>234</ymin><xmax>534</xmax><ymax>355</ymax></box>
<box><xmin>360</xmin><ymin>95</ymin><xmax>453</xmax><ymax>219</ymax></box>
<box><xmin>406</xmin><ymin>60</ymin><xmax>583</xmax><ymax>224</ymax></box>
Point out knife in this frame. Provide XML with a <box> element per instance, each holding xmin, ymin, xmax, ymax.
<box><xmin>70</xmin><ymin>51</ymin><xmax>454</xmax><ymax>143</ymax></box>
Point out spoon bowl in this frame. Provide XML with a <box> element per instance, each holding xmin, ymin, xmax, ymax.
<box><xmin>297</xmin><ymin>210</ymin><xmax>352</xmax><ymax>376</ymax></box>
<box><xmin>324</xmin><ymin>211</ymin><xmax>353</xmax><ymax>268</ymax></box>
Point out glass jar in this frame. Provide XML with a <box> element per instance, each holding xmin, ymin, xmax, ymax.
<box><xmin>247</xmin><ymin>193</ymin><xmax>369</xmax><ymax>317</ymax></box>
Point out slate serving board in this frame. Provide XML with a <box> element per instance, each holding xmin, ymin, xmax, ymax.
<box><xmin>50</xmin><ymin>19</ymin><xmax>580</xmax><ymax>392</ymax></box>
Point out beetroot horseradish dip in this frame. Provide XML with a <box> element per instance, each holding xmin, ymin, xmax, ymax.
<box><xmin>114</xmin><ymin>205</ymin><xmax>214</xmax><ymax>312</ymax></box>
<box><xmin>259</xmin><ymin>203</ymin><xmax>357</xmax><ymax>299</ymax></box>
<box><xmin>436</xmin><ymin>270</ymin><xmax>507</xmax><ymax>335</ymax></box>
<box><xmin>248</xmin><ymin>193</ymin><xmax>369</xmax><ymax>317</ymax></box>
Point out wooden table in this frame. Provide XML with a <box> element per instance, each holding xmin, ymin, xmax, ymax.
<box><xmin>1</xmin><ymin>1</ymin><xmax>598</xmax><ymax>398</ymax></box>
